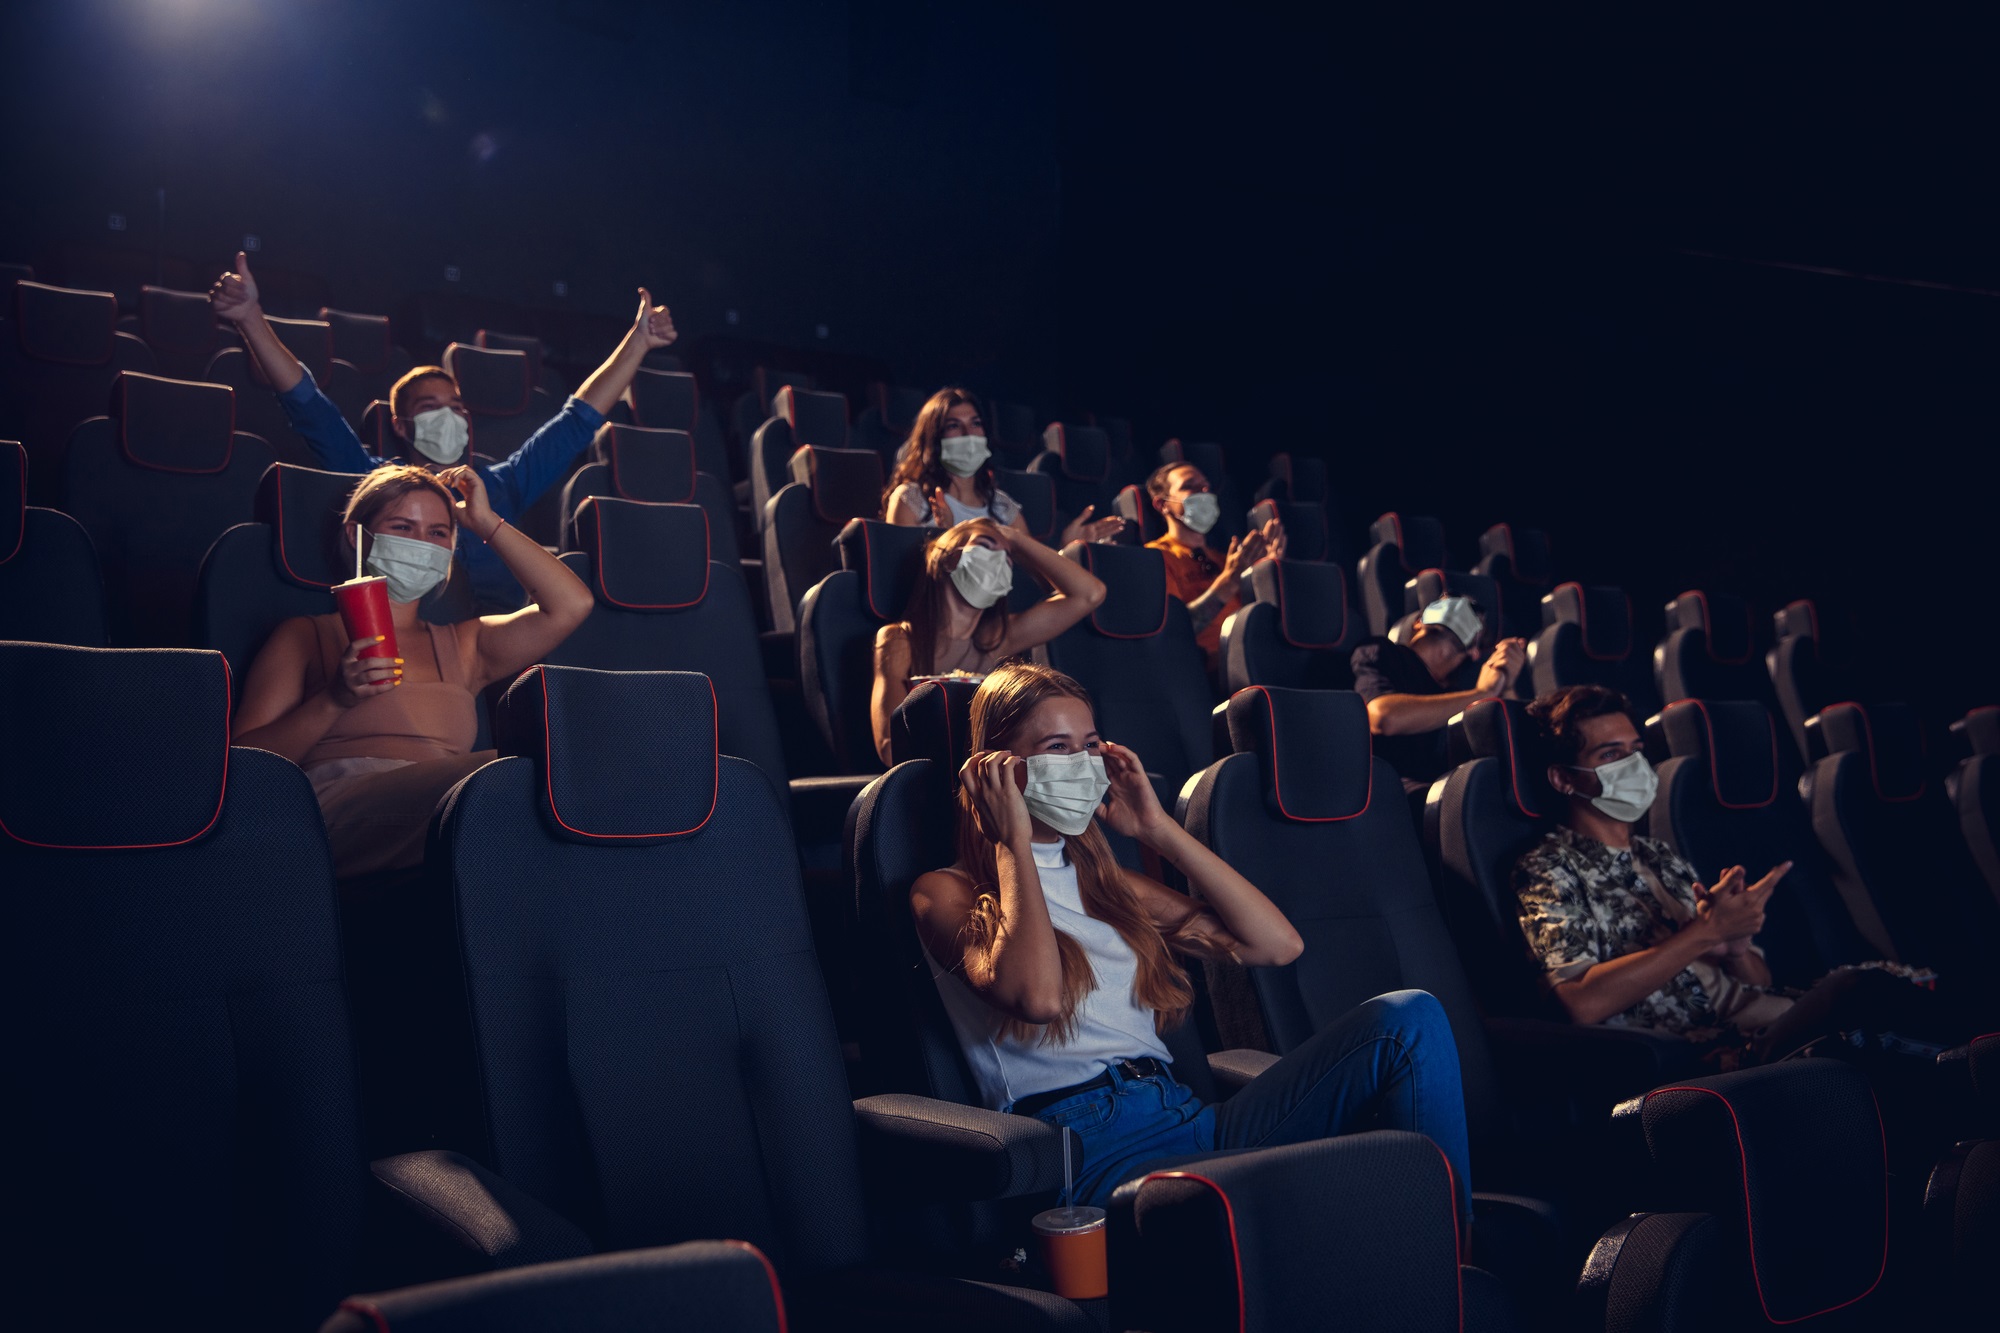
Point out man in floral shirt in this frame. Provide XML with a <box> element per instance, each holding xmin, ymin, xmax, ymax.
<box><xmin>1512</xmin><ymin>686</ymin><xmax>1793</xmax><ymax>1042</ymax></box>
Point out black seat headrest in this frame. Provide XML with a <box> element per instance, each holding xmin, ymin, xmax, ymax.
<box><xmin>15</xmin><ymin>280</ymin><xmax>117</xmax><ymax>365</ymax></box>
<box><xmin>1478</xmin><ymin>523</ymin><xmax>1551</xmax><ymax>583</ymax></box>
<box><xmin>1659</xmin><ymin>699</ymin><xmax>1780</xmax><ymax>810</ymax></box>
<box><xmin>789</xmin><ymin>447</ymin><xmax>884</xmax><ymax>525</ymax></box>
<box><xmin>1542</xmin><ymin>582</ymin><xmax>1633</xmax><ymax>662</ymax></box>
<box><xmin>443</xmin><ymin>342</ymin><xmax>532</xmax><ymax>417</ymax></box>
<box><xmin>319</xmin><ymin>307</ymin><xmax>394</xmax><ymax>374</ymax></box>
<box><xmin>572</xmin><ymin>496</ymin><xmax>710</xmax><ymax>611</ymax></box>
<box><xmin>1072</xmin><ymin>542</ymin><xmax>1168</xmax><ymax>638</ymax></box>
<box><xmin>0</xmin><ymin>643</ymin><xmax>231</xmax><ymax>849</ymax></box>
<box><xmin>2</xmin><ymin>440</ymin><xmax>23</xmax><ymax>566</ymax></box>
<box><xmin>1043</xmin><ymin>424</ymin><xmax>1109</xmax><ymax>482</ymax></box>
<box><xmin>138</xmin><ymin>286</ymin><xmax>219</xmax><ymax>358</ymax></box>
<box><xmin>874</xmin><ymin>384</ymin><xmax>927</xmax><ymax>431</ymax></box>
<box><xmin>1250</xmin><ymin>559</ymin><xmax>1348</xmax><ymax>650</ymax></box>
<box><xmin>995</xmin><ymin>468</ymin><xmax>1055</xmax><ymax>541</ymax></box>
<box><xmin>1261</xmin><ymin>499</ymin><xmax>1329</xmax><ymax>562</ymax></box>
<box><xmin>836</xmin><ymin>519</ymin><xmax>929</xmax><ymax>620</ymax></box>
<box><xmin>475</xmin><ymin>328</ymin><xmax>544</xmax><ymax>382</ymax></box>
<box><xmin>625</xmin><ymin>367</ymin><xmax>699</xmax><ymax>433</ymax></box>
<box><xmin>773</xmin><ymin>385</ymin><xmax>849</xmax><ymax>448</ymax></box>
<box><xmin>1368</xmin><ymin>513</ymin><xmax>1445</xmax><ymax>571</ymax></box>
<box><xmin>1772</xmin><ymin>599</ymin><xmax>1818</xmax><ymax>644</ymax></box>
<box><xmin>1817</xmin><ymin>702</ymin><xmax>1927</xmax><ymax>802</ymax></box>
<box><xmin>1224</xmin><ymin>686</ymin><xmax>1373</xmax><ymax>822</ymax></box>
<box><xmin>1666</xmin><ymin>590</ymin><xmax>1754</xmax><ymax>665</ymax></box>
<box><xmin>755</xmin><ymin>368</ymin><xmax>813</xmax><ymax>410</ymax></box>
<box><xmin>1267</xmin><ymin>452</ymin><xmax>1328</xmax><ymax>504</ymax></box>
<box><xmin>890</xmin><ymin>678</ymin><xmax>979</xmax><ymax>774</ymax></box>
<box><xmin>255</xmin><ymin>462</ymin><xmax>359</xmax><ymax>589</ymax></box>
<box><xmin>113</xmin><ymin>372</ymin><xmax>235</xmax><ymax>474</ymax></box>
<box><xmin>1158</xmin><ymin>440</ymin><xmax>1227</xmax><ymax>482</ymax></box>
<box><xmin>594</xmin><ymin>423</ymin><xmax>697</xmax><ymax>504</ymax></box>
<box><xmin>260</xmin><ymin>317</ymin><xmax>333</xmax><ymax>384</ymax></box>
<box><xmin>993</xmin><ymin>401</ymin><xmax>1038</xmax><ymax>448</ymax></box>
<box><xmin>1449</xmin><ymin>698</ymin><xmax>1551</xmax><ymax>819</ymax></box>
<box><xmin>494</xmin><ymin>665</ymin><xmax>718</xmax><ymax>846</ymax></box>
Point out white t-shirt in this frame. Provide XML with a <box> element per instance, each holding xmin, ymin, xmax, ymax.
<box><xmin>892</xmin><ymin>482</ymin><xmax>1021</xmax><ymax>530</ymax></box>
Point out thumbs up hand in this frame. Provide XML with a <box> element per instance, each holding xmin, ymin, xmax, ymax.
<box><xmin>634</xmin><ymin>287</ymin><xmax>677</xmax><ymax>350</ymax></box>
<box><xmin>208</xmin><ymin>250</ymin><xmax>262</xmax><ymax>325</ymax></box>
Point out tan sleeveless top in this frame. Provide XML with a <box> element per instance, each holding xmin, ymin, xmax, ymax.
<box><xmin>300</xmin><ymin>615</ymin><xmax>480</xmax><ymax>768</ymax></box>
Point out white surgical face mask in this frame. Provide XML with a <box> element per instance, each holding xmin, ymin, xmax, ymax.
<box><xmin>949</xmin><ymin>543</ymin><xmax>1013</xmax><ymax>610</ymax></box>
<box><xmin>1022</xmin><ymin>750</ymin><xmax>1112</xmax><ymax>837</ymax></box>
<box><xmin>366</xmin><ymin>530</ymin><xmax>454</xmax><ymax>604</ymax></box>
<box><xmin>1179</xmin><ymin>490</ymin><xmax>1220</xmax><ymax>534</ymax></box>
<box><xmin>1420</xmin><ymin>595</ymin><xmax>1483</xmax><ymax>649</ymax></box>
<box><xmin>1570</xmin><ymin>750</ymin><xmax>1659</xmax><ymax>823</ymax></box>
<box><xmin>940</xmin><ymin>434</ymin><xmax>991</xmax><ymax>477</ymax></box>
<box><xmin>409</xmin><ymin>406</ymin><xmax>470</xmax><ymax>464</ymax></box>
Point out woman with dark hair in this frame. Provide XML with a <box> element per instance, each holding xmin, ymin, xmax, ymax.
<box><xmin>913</xmin><ymin>662</ymin><xmax>1473</xmax><ymax>1219</ymax></box>
<box><xmin>232</xmin><ymin>463</ymin><xmax>594</xmax><ymax>877</ymax></box>
<box><xmin>869</xmin><ymin>518</ymin><xmax>1104</xmax><ymax>765</ymax></box>
<box><xmin>883</xmin><ymin>388</ymin><xmax>1125</xmax><ymax>545</ymax></box>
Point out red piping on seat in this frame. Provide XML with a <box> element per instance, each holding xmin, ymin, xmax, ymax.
<box><xmin>1</xmin><ymin>655</ymin><xmax>233</xmax><ymax>850</ymax></box>
<box><xmin>1662</xmin><ymin>699</ymin><xmax>1778</xmax><ymax>810</ymax></box>
<box><xmin>1083</xmin><ymin>544</ymin><xmax>1168</xmax><ymax>639</ymax></box>
<box><xmin>117</xmin><ymin>374</ymin><xmax>236</xmax><ymax>476</ymax></box>
<box><xmin>1143</xmin><ymin>1172</ymin><xmax>1246</xmax><ymax>1333</ymax></box>
<box><xmin>2</xmin><ymin>443</ymin><xmax>25</xmax><ymax>565</ymax></box>
<box><xmin>1552</xmin><ymin>581</ymin><xmax>1629</xmax><ymax>663</ymax></box>
<box><xmin>1823</xmin><ymin>702</ymin><xmax>1925</xmax><ymax>803</ymax></box>
<box><xmin>1246</xmin><ymin>685</ymin><xmax>1370</xmax><ymax>821</ymax></box>
<box><xmin>270</xmin><ymin>471</ymin><xmax>338</xmax><ymax>590</ymax></box>
<box><xmin>1676</xmin><ymin>590</ymin><xmax>1753</xmax><ymax>666</ymax></box>
<box><xmin>1430</xmin><ymin>1138</ymin><xmax>1468</xmax><ymax>1315</ymax></box>
<box><xmin>727</xmin><ymin>1240</ymin><xmax>790</xmax><ymax>1333</ymax></box>
<box><xmin>607</xmin><ymin>428</ymin><xmax>696</xmax><ymax>504</ymax></box>
<box><xmin>537</xmin><ymin>669</ymin><xmax>718</xmax><ymax>839</ymax></box>
<box><xmin>579</xmin><ymin>496</ymin><xmax>709</xmax><ymax>611</ymax></box>
<box><xmin>1464</xmin><ymin>698</ymin><xmax>1540</xmax><ymax>819</ymax></box>
<box><xmin>334</xmin><ymin>1299</ymin><xmax>390</xmax><ymax>1333</ymax></box>
<box><xmin>1644</xmin><ymin>1084</ymin><xmax>1887</xmax><ymax>1324</ymax></box>
<box><xmin>1273</xmin><ymin>560</ymin><xmax>1343</xmax><ymax>650</ymax></box>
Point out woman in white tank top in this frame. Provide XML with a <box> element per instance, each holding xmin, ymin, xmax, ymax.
<box><xmin>912</xmin><ymin>662</ymin><xmax>1474</xmax><ymax>1224</ymax></box>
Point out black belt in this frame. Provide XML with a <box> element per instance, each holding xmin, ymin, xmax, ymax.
<box><xmin>1011</xmin><ymin>1057</ymin><xmax>1171</xmax><ymax>1119</ymax></box>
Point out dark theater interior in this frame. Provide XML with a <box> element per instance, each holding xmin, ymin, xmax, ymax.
<box><xmin>4</xmin><ymin>2</ymin><xmax>1997</xmax><ymax>1329</ymax></box>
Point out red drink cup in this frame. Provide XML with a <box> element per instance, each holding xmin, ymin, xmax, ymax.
<box><xmin>333</xmin><ymin>575</ymin><xmax>398</xmax><ymax>661</ymax></box>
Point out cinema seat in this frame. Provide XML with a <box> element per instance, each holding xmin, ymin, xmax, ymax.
<box><xmin>1159</xmin><ymin>439</ymin><xmax>1244</xmax><ymax>542</ymax></box>
<box><xmin>1356</xmin><ymin>511</ymin><xmax>1446</xmax><ymax>637</ymax></box>
<box><xmin>621</xmin><ymin>365</ymin><xmax>732</xmax><ymax>487</ymax></box>
<box><xmin>0</xmin><ymin>280</ymin><xmax>156</xmax><ymax>501</ymax></box>
<box><xmin>797</xmin><ymin>518</ymin><xmax>930</xmax><ymax>773</ymax></box>
<box><xmin>997</xmin><ymin>465</ymin><xmax>1058</xmax><ymax>543</ymax></box>
<box><xmin>1527</xmin><ymin>583</ymin><xmax>1661</xmax><ymax>720</ymax></box>
<box><xmin>1654</xmin><ymin>589</ymin><xmax>1772</xmax><ymax>709</ymax></box>
<box><xmin>130</xmin><ymin>283</ymin><xmax>226</xmax><ymax>379</ymax></box>
<box><xmin>1029</xmin><ymin>424</ymin><xmax>1117</xmax><ymax>536</ymax></box>
<box><xmin>749</xmin><ymin>384</ymin><xmax>850</xmax><ymax>528</ymax></box>
<box><xmin>1406</xmin><ymin>568</ymin><xmax>1505</xmax><ymax>659</ymax></box>
<box><xmin>729</xmin><ymin>365</ymin><xmax>814</xmax><ymax>455</ymax></box>
<box><xmin>0</xmin><ymin>439</ymin><xmax>107</xmax><ymax>646</ymax></box>
<box><xmin>1951</xmin><ymin>707</ymin><xmax>2000</xmax><ymax>903</ymax></box>
<box><xmin>206</xmin><ymin>314</ymin><xmax>367</xmax><ymax>464</ymax></box>
<box><xmin>558</xmin><ymin>422</ymin><xmax>740</xmax><ymax>568</ymax></box>
<box><xmin>60</xmin><ymin>372</ymin><xmax>273</xmax><ymax>647</ymax></box>
<box><xmin>1221</xmin><ymin>557</ymin><xmax>1361</xmax><ymax>693</ymax></box>
<box><xmin>396</xmin><ymin>665</ymin><xmax>1099</xmax><ymax>1331</ymax></box>
<box><xmin>763</xmin><ymin>445</ymin><xmax>884</xmax><ymax>635</ymax></box>
<box><xmin>440</xmin><ymin>342</ymin><xmax>563</xmax><ymax>537</ymax></box>
<box><xmin>320</xmin><ymin>1244</ymin><xmax>790</xmax><ymax>1333</ymax></box>
<box><xmin>1766</xmin><ymin>597</ymin><xmax>1857</xmax><ymax>766</ymax></box>
<box><xmin>1113</xmin><ymin>482</ymin><xmax>1165</xmax><ymax>545</ymax></box>
<box><xmin>989</xmin><ymin>398</ymin><xmax>1041</xmax><ymax>467</ymax></box>
<box><xmin>853</xmin><ymin>381</ymin><xmax>927</xmax><ymax>463</ymax></box>
<box><xmin>1472</xmin><ymin>524</ymin><xmax>1552</xmax><ymax>641</ymax></box>
<box><xmin>1253</xmin><ymin>451</ymin><xmax>1330</xmax><ymax>506</ymax></box>
<box><xmin>476</xmin><ymin>326</ymin><xmax>568</xmax><ymax>398</ymax></box>
<box><xmin>321</xmin><ymin>306</ymin><xmax>414</xmax><ymax>404</ymax></box>
<box><xmin>1</xmin><ymin>642</ymin><xmax>367</xmax><ymax>1331</ymax></box>
<box><xmin>1247</xmin><ymin>496</ymin><xmax>1333</xmax><ymax>563</ymax></box>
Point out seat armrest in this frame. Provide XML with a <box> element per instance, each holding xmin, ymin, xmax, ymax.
<box><xmin>852</xmin><ymin>1093</ymin><xmax>1079</xmax><ymax>1202</ymax></box>
<box><xmin>789</xmin><ymin>774</ymin><xmax>876</xmax><ymax>846</ymax></box>
<box><xmin>1205</xmin><ymin>1047</ymin><xmax>1279</xmax><ymax>1096</ymax></box>
<box><xmin>371</xmin><ymin>1150</ymin><xmax>595</xmax><ymax>1270</ymax></box>
<box><xmin>1484</xmin><ymin>1014</ymin><xmax>1704</xmax><ymax>1107</ymax></box>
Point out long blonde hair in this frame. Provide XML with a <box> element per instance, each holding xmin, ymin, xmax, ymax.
<box><xmin>904</xmin><ymin>519</ymin><xmax>1012</xmax><ymax>678</ymax></box>
<box><xmin>954</xmin><ymin>662</ymin><xmax>1198</xmax><ymax>1045</ymax></box>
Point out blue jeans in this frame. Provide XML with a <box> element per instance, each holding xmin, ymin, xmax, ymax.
<box><xmin>1031</xmin><ymin>990</ymin><xmax>1472</xmax><ymax>1222</ymax></box>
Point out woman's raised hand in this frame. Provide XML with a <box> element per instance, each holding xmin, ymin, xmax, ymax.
<box><xmin>328</xmin><ymin>634</ymin><xmax>400</xmax><ymax>708</ymax></box>
<box><xmin>437</xmin><ymin>465</ymin><xmax>501</xmax><ymax>540</ymax></box>
<box><xmin>1096</xmin><ymin>740</ymin><xmax>1165</xmax><ymax>839</ymax></box>
<box><xmin>959</xmin><ymin>749</ymin><xmax>1033</xmax><ymax>849</ymax></box>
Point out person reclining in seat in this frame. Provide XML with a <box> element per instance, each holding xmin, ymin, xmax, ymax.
<box><xmin>882</xmin><ymin>388</ymin><xmax>1125</xmax><ymax>545</ymax></box>
<box><xmin>1143</xmin><ymin>461</ymin><xmax>1283</xmax><ymax>674</ymax></box>
<box><xmin>1354</xmin><ymin>596</ymin><xmax>1525</xmax><ymax>794</ymax></box>
<box><xmin>209</xmin><ymin>251</ymin><xmax>676</xmax><ymax>613</ymax></box>
<box><xmin>871</xmin><ymin>518</ymin><xmax>1105</xmax><ymax>766</ymax></box>
<box><xmin>231</xmin><ymin>464</ymin><xmax>592</xmax><ymax>879</ymax></box>
<box><xmin>1514</xmin><ymin>684</ymin><xmax>1959</xmax><ymax>1067</ymax></box>
<box><xmin>914</xmin><ymin>661</ymin><xmax>1473</xmax><ymax>1223</ymax></box>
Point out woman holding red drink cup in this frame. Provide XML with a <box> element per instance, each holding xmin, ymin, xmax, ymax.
<box><xmin>233</xmin><ymin>463</ymin><xmax>593</xmax><ymax>877</ymax></box>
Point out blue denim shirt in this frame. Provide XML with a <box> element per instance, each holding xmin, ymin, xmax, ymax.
<box><xmin>277</xmin><ymin>367</ymin><xmax>605</xmax><ymax>609</ymax></box>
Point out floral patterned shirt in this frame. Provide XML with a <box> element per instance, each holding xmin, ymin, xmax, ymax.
<box><xmin>1512</xmin><ymin>826</ymin><xmax>1786</xmax><ymax>1037</ymax></box>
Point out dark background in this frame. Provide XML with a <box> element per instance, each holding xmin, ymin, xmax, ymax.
<box><xmin>2</xmin><ymin>1</ymin><xmax>1992</xmax><ymax>729</ymax></box>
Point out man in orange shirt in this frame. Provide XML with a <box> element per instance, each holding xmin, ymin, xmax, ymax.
<box><xmin>1144</xmin><ymin>461</ymin><xmax>1285</xmax><ymax>671</ymax></box>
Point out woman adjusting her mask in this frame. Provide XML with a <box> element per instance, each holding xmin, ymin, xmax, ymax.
<box><xmin>229</xmin><ymin>463</ymin><xmax>595</xmax><ymax>878</ymax></box>
<box><xmin>870</xmin><ymin>518</ymin><xmax>1107</xmax><ymax>766</ymax></box>
<box><xmin>883</xmin><ymin>387</ymin><xmax>1127</xmax><ymax>545</ymax></box>
<box><xmin>911</xmin><ymin>664</ymin><xmax>1473</xmax><ymax>1220</ymax></box>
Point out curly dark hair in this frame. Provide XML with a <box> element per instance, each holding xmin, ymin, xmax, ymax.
<box><xmin>1525</xmin><ymin>684</ymin><xmax>1633</xmax><ymax>771</ymax></box>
